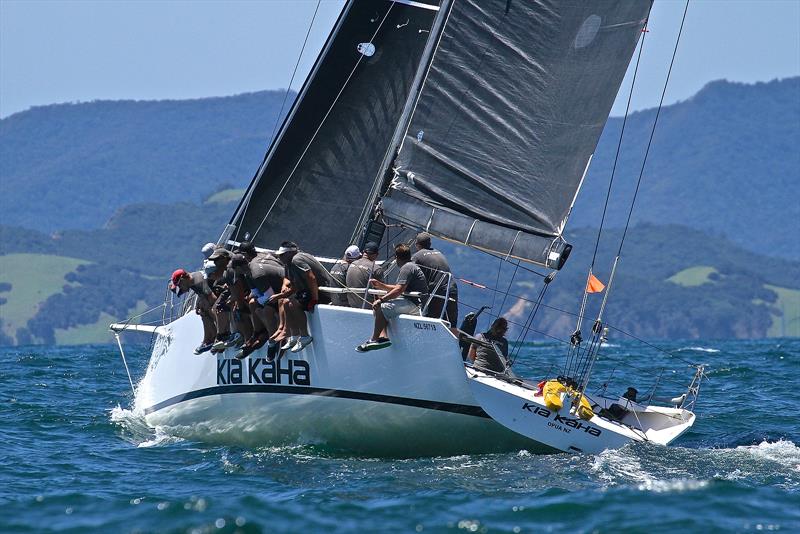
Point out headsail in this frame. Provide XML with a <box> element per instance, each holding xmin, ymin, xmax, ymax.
<box><xmin>230</xmin><ymin>0</ymin><xmax>441</xmax><ymax>257</ymax></box>
<box><xmin>378</xmin><ymin>0</ymin><xmax>652</xmax><ymax>268</ymax></box>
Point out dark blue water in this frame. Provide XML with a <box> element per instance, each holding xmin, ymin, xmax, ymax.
<box><xmin>2</xmin><ymin>339</ymin><xmax>799</xmax><ymax>532</ymax></box>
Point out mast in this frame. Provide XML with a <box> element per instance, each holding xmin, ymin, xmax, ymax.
<box><xmin>354</xmin><ymin>0</ymin><xmax>455</xmax><ymax>244</ymax></box>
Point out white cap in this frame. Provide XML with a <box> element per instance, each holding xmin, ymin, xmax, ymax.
<box><xmin>201</xmin><ymin>242</ymin><xmax>216</xmax><ymax>258</ymax></box>
<box><xmin>345</xmin><ymin>245</ymin><xmax>361</xmax><ymax>260</ymax></box>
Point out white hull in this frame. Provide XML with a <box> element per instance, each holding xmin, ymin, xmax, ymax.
<box><xmin>133</xmin><ymin>305</ymin><xmax>694</xmax><ymax>456</ymax></box>
<box><xmin>135</xmin><ymin>305</ymin><xmax>543</xmax><ymax>456</ymax></box>
<box><xmin>468</xmin><ymin>370</ymin><xmax>696</xmax><ymax>454</ymax></box>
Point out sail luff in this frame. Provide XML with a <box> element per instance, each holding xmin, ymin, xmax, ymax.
<box><xmin>229</xmin><ymin>1</ymin><xmax>353</xmax><ymax>235</ymax></box>
<box><xmin>229</xmin><ymin>1</ymin><xmax>441</xmax><ymax>258</ymax></box>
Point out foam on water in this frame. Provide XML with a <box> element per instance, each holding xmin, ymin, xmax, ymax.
<box><xmin>678</xmin><ymin>346</ymin><xmax>721</xmax><ymax>353</ymax></box>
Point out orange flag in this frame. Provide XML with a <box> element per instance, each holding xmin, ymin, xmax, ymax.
<box><xmin>586</xmin><ymin>273</ymin><xmax>606</xmax><ymax>293</ymax></box>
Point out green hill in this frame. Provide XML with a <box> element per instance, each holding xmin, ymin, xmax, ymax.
<box><xmin>571</xmin><ymin>77</ymin><xmax>800</xmax><ymax>260</ymax></box>
<box><xmin>1</xmin><ymin>200</ymin><xmax>798</xmax><ymax>344</ymax></box>
<box><xmin>1</xmin><ymin>79</ymin><xmax>797</xmax><ymax>261</ymax></box>
<box><xmin>0</xmin><ymin>90</ymin><xmax>290</xmax><ymax>232</ymax></box>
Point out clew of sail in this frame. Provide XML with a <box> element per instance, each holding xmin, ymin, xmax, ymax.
<box><xmin>379</xmin><ymin>0</ymin><xmax>652</xmax><ymax>268</ymax></box>
<box><xmin>230</xmin><ymin>0</ymin><xmax>441</xmax><ymax>258</ymax></box>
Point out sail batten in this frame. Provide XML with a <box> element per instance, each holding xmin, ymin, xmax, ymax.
<box><xmin>379</xmin><ymin>0</ymin><xmax>652</xmax><ymax>268</ymax></box>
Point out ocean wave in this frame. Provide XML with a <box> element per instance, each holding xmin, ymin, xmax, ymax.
<box><xmin>109</xmin><ymin>405</ymin><xmax>184</xmax><ymax>448</ymax></box>
<box><xmin>677</xmin><ymin>346</ymin><xmax>720</xmax><ymax>353</ymax></box>
<box><xmin>591</xmin><ymin>447</ymin><xmax>652</xmax><ymax>484</ymax></box>
<box><xmin>635</xmin><ymin>478</ymin><xmax>710</xmax><ymax>493</ymax></box>
<box><xmin>735</xmin><ymin>439</ymin><xmax>800</xmax><ymax>471</ymax></box>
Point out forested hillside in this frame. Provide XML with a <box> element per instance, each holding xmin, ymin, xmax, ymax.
<box><xmin>0</xmin><ymin>90</ymin><xmax>289</xmax><ymax>232</ymax></box>
<box><xmin>572</xmin><ymin>77</ymin><xmax>800</xmax><ymax>259</ymax></box>
<box><xmin>1</xmin><ymin>79</ymin><xmax>798</xmax><ymax>258</ymax></box>
<box><xmin>1</xmin><ymin>78</ymin><xmax>798</xmax><ymax>345</ymax></box>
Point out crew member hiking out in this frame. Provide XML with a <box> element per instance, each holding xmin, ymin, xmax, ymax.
<box><xmin>272</xmin><ymin>241</ymin><xmax>333</xmax><ymax>353</ymax></box>
<box><xmin>356</xmin><ymin>243</ymin><xmax>427</xmax><ymax>352</ymax></box>
<box><xmin>230</xmin><ymin>251</ymin><xmax>285</xmax><ymax>360</ymax></box>
<box><xmin>205</xmin><ymin>247</ymin><xmax>245</xmax><ymax>353</ymax></box>
<box><xmin>412</xmin><ymin>232</ymin><xmax>458</xmax><ymax>326</ymax></box>
<box><xmin>170</xmin><ymin>268</ymin><xmax>217</xmax><ymax>355</ymax></box>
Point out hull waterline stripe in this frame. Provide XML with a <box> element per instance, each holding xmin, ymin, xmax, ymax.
<box><xmin>143</xmin><ymin>385</ymin><xmax>491</xmax><ymax>418</ymax></box>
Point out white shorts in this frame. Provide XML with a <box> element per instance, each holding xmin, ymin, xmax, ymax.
<box><xmin>380</xmin><ymin>297</ymin><xmax>420</xmax><ymax>320</ymax></box>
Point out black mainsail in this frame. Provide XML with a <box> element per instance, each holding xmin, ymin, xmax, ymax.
<box><xmin>229</xmin><ymin>0</ymin><xmax>442</xmax><ymax>258</ymax></box>
<box><xmin>378</xmin><ymin>0</ymin><xmax>652</xmax><ymax>268</ymax></box>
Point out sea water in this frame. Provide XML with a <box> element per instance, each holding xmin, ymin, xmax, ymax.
<box><xmin>1</xmin><ymin>339</ymin><xmax>799</xmax><ymax>532</ymax></box>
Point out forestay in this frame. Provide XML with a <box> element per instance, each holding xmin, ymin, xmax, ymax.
<box><xmin>380</xmin><ymin>0</ymin><xmax>652</xmax><ymax>268</ymax></box>
<box><xmin>230</xmin><ymin>0</ymin><xmax>440</xmax><ymax>258</ymax></box>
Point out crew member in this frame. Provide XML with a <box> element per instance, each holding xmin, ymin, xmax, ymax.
<box><xmin>412</xmin><ymin>232</ymin><xmax>458</xmax><ymax>325</ymax></box>
<box><xmin>330</xmin><ymin>245</ymin><xmax>360</xmax><ymax>306</ymax></box>
<box><xmin>345</xmin><ymin>242</ymin><xmax>380</xmax><ymax>308</ymax></box>
<box><xmin>230</xmin><ymin>252</ymin><xmax>285</xmax><ymax>359</ymax></box>
<box><xmin>170</xmin><ymin>268</ymin><xmax>217</xmax><ymax>355</ymax></box>
<box><xmin>356</xmin><ymin>243</ymin><xmax>426</xmax><ymax>352</ymax></box>
<box><xmin>467</xmin><ymin>317</ymin><xmax>509</xmax><ymax>373</ymax></box>
<box><xmin>271</xmin><ymin>241</ymin><xmax>333</xmax><ymax>353</ymax></box>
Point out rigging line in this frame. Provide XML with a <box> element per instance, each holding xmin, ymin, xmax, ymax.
<box><xmin>235</xmin><ymin>0</ymin><xmax>322</xmax><ymax>241</ymax></box>
<box><xmin>458</xmin><ymin>300</ymin><xmax>570</xmax><ymax>347</ymax></box>
<box><xmin>267</xmin><ymin>0</ymin><xmax>322</xmax><ymax>159</ymax></box>
<box><xmin>509</xmin><ymin>280</ymin><xmax>550</xmax><ymax>364</ymax></box>
<box><xmin>616</xmin><ymin>0</ymin><xmax>689</xmax><ymax>260</ymax></box>
<box><xmin>251</xmin><ymin>3</ymin><xmax>397</xmax><ymax>241</ymax></box>
<box><xmin>589</xmin><ymin>23</ymin><xmax>648</xmax><ymax>269</ymax></box>
<box><xmin>497</xmin><ymin>259</ymin><xmax>521</xmax><ymax>315</ymax></box>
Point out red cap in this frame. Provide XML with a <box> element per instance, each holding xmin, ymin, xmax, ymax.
<box><xmin>171</xmin><ymin>269</ymin><xmax>188</xmax><ymax>285</ymax></box>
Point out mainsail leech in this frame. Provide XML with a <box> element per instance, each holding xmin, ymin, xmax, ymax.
<box><xmin>379</xmin><ymin>0</ymin><xmax>653</xmax><ymax>268</ymax></box>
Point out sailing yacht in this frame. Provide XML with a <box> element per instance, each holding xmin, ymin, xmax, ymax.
<box><xmin>113</xmin><ymin>0</ymin><xmax>702</xmax><ymax>456</ymax></box>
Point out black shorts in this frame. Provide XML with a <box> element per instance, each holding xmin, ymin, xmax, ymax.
<box><xmin>296</xmin><ymin>289</ymin><xmax>331</xmax><ymax>308</ymax></box>
<box><xmin>425</xmin><ymin>288</ymin><xmax>458</xmax><ymax>325</ymax></box>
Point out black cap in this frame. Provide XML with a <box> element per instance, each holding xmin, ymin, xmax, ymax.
<box><xmin>235</xmin><ymin>241</ymin><xmax>257</xmax><ymax>257</ymax></box>
<box><xmin>231</xmin><ymin>254</ymin><xmax>249</xmax><ymax>268</ymax></box>
<box><xmin>363</xmin><ymin>242</ymin><xmax>379</xmax><ymax>254</ymax></box>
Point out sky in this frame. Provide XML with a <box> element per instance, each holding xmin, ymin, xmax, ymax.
<box><xmin>0</xmin><ymin>0</ymin><xmax>798</xmax><ymax>119</ymax></box>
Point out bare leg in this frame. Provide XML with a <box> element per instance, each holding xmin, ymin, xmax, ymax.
<box><xmin>285</xmin><ymin>298</ymin><xmax>308</xmax><ymax>337</ymax></box>
<box><xmin>270</xmin><ymin>300</ymin><xmax>288</xmax><ymax>341</ymax></box>
<box><xmin>372</xmin><ymin>307</ymin><xmax>388</xmax><ymax>341</ymax></box>
<box><xmin>215</xmin><ymin>309</ymin><xmax>231</xmax><ymax>336</ymax></box>
<box><xmin>199</xmin><ymin>310</ymin><xmax>216</xmax><ymax>344</ymax></box>
<box><xmin>235</xmin><ymin>308</ymin><xmax>254</xmax><ymax>340</ymax></box>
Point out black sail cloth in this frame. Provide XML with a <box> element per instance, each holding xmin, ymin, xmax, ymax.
<box><xmin>230</xmin><ymin>1</ymin><xmax>440</xmax><ymax>258</ymax></box>
<box><xmin>381</xmin><ymin>0</ymin><xmax>652</xmax><ymax>268</ymax></box>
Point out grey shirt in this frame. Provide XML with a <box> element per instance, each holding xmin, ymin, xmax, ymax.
<box><xmin>329</xmin><ymin>260</ymin><xmax>350</xmax><ymax>306</ymax></box>
<box><xmin>412</xmin><ymin>248</ymin><xmax>454</xmax><ymax>294</ymax></box>
<box><xmin>346</xmin><ymin>257</ymin><xmax>379</xmax><ymax>308</ymax></box>
<box><xmin>286</xmin><ymin>251</ymin><xmax>333</xmax><ymax>293</ymax></box>
<box><xmin>396</xmin><ymin>262</ymin><xmax>428</xmax><ymax>304</ymax></box>
<box><xmin>246</xmin><ymin>258</ymin><xmax>284</xmax><ymax>294</ymax></box>
<box><xmin>188</xmin><ymin>271</ymin><xmax>212</xmax><ymax>296</ymax></box>
<box><xmin>472</xmin><ymin>332</ymin><xmax>508</xmax><ymax>373</ymax></box>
